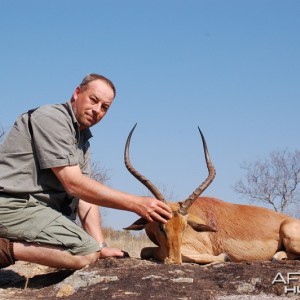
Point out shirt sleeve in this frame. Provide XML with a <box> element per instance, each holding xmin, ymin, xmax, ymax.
<box><xmin>30</xmin><ymin>105</ymin><xmax>79</xmax><ymax>169</ymax></box>
<box><xmin>81</xmin><ymin>145</ymin><xmax>92</xmax><ymax>177</ymax></box>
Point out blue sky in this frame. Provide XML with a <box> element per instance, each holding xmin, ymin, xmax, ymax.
<box><xmin>1</xmin><ymin>1</ymin><xmax>299</xmax><ymax>230</ymax></box>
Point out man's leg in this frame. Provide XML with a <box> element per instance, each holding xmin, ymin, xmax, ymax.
<box><xmin>0</xmin><ymin>237</ymin><xmax>99</xmax><ymax>269</ymax></box>
<box><xmin>0</xmin><ymin>195</ymin><xmax>101</xmax><ymax>269</ymax></box>
<box><xmin>13</xmin><ymin>241</ymin><xmax>99</xmax><ymax>269</ymax></box>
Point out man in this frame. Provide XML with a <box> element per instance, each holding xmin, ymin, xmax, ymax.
<box><xmin>0</xmin><ymin>74</ymin><xmax>172</xmax><ymax>269</ymax></box>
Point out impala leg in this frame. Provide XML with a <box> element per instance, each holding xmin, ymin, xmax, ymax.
<box><xmin>140</xmin><ymin>247</ymin><xmax>156</xmax><ymax>259</ymax></box>
<box><xmin>279</xmin><ymin>220</ymin><xmax>300</xmax><ymax>260</ymax></box>
<box><xmin>140</xmin><ymin>247</ymin><xmax>168</xmax><ymax>262</ymax></box>
<box><xmin>182</xmin><ymin>253</ymin><xmax>230</xmax><ymax>264</ymax></box>
<box><xmin>273</xmin><ymin>250</ymin><xmax>300</xmax><ymax>261</ymax></box>
<box><xmin>141</xmin><ymin>247</ymin><xmax>231</xmax><ymax>264</ymax></box>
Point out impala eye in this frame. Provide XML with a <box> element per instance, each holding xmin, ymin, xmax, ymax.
<box><xmin>159</xmin><ymin>223</ymin><xmax>167</xmax><ymax>237</ymax></box>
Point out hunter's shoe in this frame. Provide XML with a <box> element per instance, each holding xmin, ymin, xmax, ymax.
<box><xmin>0</xmin><ymin>238</ymin><xmax>15</xmax><ymax>268</ymax></box>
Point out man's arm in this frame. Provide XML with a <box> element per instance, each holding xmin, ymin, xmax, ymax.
<box><xmin>78</xmin><ymin>200</ymin><xmax>104</xmax><ymax>242</ymax></box>
<box><xmin>52</xmin><ymin>164</ymin><xmax>172</xmax><ymax>223</ymax></box>
<box><xmin>78</xmin><ymin>200</ymin><xmax>125</xmax><ymax>258</ymax></box>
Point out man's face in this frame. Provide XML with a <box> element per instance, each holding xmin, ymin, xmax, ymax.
<box><xmin>71</xmin><ymin>79</ymin><xmax>115</xmax><ymax>131</ymax></box>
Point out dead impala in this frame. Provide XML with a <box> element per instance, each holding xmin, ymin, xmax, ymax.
<box><xmin>124</xmin><ymin>124</ymin><xmax>300</xmax><ymax>264</ymax></box>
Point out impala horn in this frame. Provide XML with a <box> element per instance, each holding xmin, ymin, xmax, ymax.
<box><xmin>124</xmin><ymin>123</ymin><xmax>166</xmax><ymax>202</ymax></box>
<box><xmin>177</xmin><ymin>127</ymin><xmax>216</xmax><ymax>215</ymax></box>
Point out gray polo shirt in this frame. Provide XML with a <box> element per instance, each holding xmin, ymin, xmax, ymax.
<box><xmin>0</xmin><ymin>101</ymin><xmax>92</xmax><ymax>219</ymax></box>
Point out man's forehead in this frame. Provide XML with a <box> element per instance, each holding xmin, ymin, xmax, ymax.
<box><xmin>85</xmin><ymin>80</ymin><xmax>115</xmax><ymax>101</ymax></box>
<box><xmin>88</xmin><ymin>80</ymin><xmax>113</xmax><ymax>91</ymax></box>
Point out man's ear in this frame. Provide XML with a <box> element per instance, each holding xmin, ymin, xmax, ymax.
<box><xmin>187</xmin><ymin>214</ymin><xmax>216</xmax><ymax>232</ymax></box>
<box><xmin>123</xmin><ymin>218</ymin><xmax>148</xmax><ymax>231</ymax></box>
<box><xmin>72</xmin><ymin>86</ymin><xmax>81</xmax><ymax>101</ymax></box>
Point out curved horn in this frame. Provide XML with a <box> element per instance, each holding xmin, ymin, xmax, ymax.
<box><xmin>124</xmin><ymin>123</ymin><xmax>166</xmax><ymax>202</ymax></box>
<box><xmin>178</xmin><ymin>127</ymin><xmax>216</xmax><ymax>215</ymax></box>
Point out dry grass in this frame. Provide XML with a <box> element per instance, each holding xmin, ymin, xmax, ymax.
<box><xmin>102</xmin><ymin>227</ymin><xmax>154</xmax><ymax>258</ymax></box>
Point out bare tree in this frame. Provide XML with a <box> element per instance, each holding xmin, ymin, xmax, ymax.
<box><xmin>234</xmin><ymin>149</ymin><xmax>300</xmax><ymax>212</ymax></box>
<box><xmin>90</xmin><ymin>161</ymin><xmax>111</xmax><ymax>184</ymax></box>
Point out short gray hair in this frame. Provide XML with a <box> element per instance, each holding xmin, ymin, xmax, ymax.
<box><xmin>79</xmin><ymin>73</ymin><xmax>116</xmax><ymax>97</ymax></box>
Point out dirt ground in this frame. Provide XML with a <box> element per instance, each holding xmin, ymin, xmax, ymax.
<box><xmin>1</xmin><ymin>258</ymin><xmax>300</xmax><ymax>299</ymax></box>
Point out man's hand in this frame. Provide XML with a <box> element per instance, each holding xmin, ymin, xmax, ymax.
<box><xmin>99</xmin><ymin>247</ymin><xmax>130</xmax><ymax>259</ymax></box>
<box><xmin>135</xmin><ymin>197</ymin><xmax>173</xmax><ymax>224</ymax></box>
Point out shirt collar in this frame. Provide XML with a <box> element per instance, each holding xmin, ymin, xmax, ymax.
<box><xmin>65</xmin><ymin>101</ymin><xmax>93</xmax><ymax>141</ymax></box>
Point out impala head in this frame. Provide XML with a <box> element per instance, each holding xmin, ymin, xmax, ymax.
<box><xmin>124</xmin><ymin>124</ymin><xmax>216</xmax><ymax>264</ymax></box>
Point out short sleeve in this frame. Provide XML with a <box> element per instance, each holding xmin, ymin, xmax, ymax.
<box><xmin>30</xmin><ymin>106</ymin><xmax>78</xmax><ymax>169</ymax></box>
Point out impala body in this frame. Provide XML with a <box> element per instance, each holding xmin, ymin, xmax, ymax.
<box><xmin>124</xmin><ymin>125</ymin><xmax>300</xmax><ymax>264</ymax></box>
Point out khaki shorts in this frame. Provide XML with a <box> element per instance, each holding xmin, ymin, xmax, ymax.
<box><xmin>0</xmin><ymin>194</ymin><xmax>100</xmax><ymax>256</ymax></box>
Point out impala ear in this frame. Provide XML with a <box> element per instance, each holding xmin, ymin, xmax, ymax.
<box><xmin>123</xmin><ymin>218</ymin><xmax>148</xmax><ymax>231</ymax></box>
<box><xmin>187</xmin><ymin>214</ymin><xmax>216</xmax><ymax>232</ymax></box>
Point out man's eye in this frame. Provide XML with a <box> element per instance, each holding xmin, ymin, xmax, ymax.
<box><xmin>90</xmin><ymin>97</ymin><xmax>98</xmax><ymax>104</ymax></box>
<box><xmin>102</xmin><ymin>105</ymin><xmax>109</xmax><ymax>112</ymax></box>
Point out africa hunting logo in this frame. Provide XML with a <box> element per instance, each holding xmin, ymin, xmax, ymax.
<box><xmin>272</xmin><ymin>272</ymin><xmax>300</xmax><ymax>294</ymax></box>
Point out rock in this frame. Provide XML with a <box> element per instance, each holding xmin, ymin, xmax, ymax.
<box><xmin>1</xmin><ymin>258</ymin><xmax>300</xmax><ymax>299</ymax></box>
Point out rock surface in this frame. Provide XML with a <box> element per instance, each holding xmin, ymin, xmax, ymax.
<box><xmin>1</xmin><ymin>259</ymin><xmax>300</xmax><ymax>299</ymax></box>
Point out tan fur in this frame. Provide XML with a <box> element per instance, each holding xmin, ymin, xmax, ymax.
<box><xmin>126</xmin><ymin>197</ymin><xmax>300</xmax><ymax>264</ymax></box>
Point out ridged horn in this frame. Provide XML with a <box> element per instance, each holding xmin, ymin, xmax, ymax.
<box><xmin>178</xmin><ymin>127</ymin><xmax>216</xmax><ymax>215</ymax></box>
<box><xmin>124</xmin><ymin>123</ymin><xmax>166</xmax><ymax>202</ymax></box>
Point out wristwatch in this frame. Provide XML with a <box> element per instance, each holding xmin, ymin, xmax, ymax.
<box><xmin>99</xmin><ymin>242</ymin><xmax>108</xmax><ymax>252</ymax></box>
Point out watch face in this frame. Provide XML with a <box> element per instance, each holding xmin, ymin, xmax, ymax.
<box><xmin>99</xmin><ymin>242</ymin><xmax>107</xmax><ymax>250</ymax></box>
